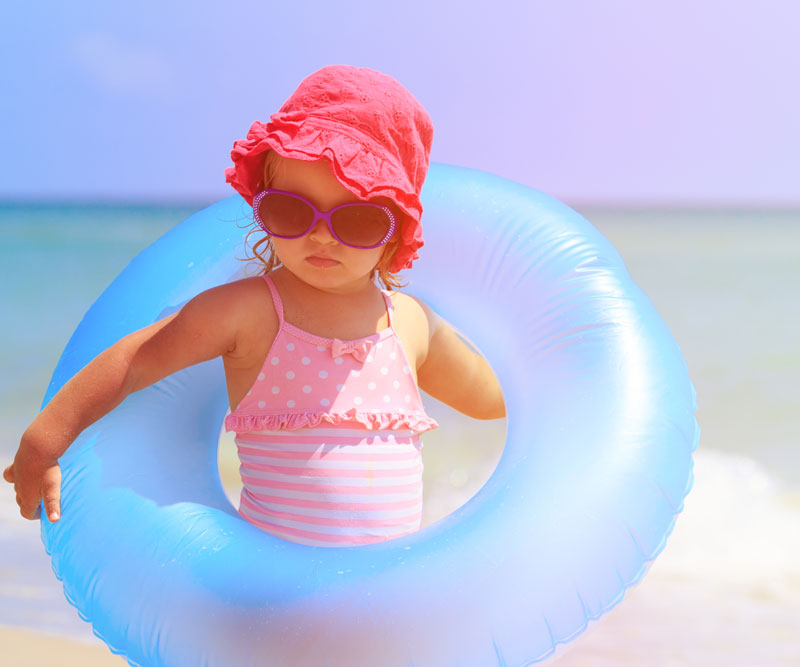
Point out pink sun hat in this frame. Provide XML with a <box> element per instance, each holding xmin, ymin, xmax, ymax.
<box><xmin>225</xmin><ymin>65</ymin><xmax>434</xmax><ymax>272</ymax></box>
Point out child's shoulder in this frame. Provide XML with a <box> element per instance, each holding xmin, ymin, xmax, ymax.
<box><xmin>194</xmin><ymin>276</ymin><xmax>279</xmax><ymax>362</ymax></box>
<box><xmin>192</xmin><ymin>276</ymin><xmax>277</xmax><ymax>333</ymax></box>
<box><xmin>228</xmin><ymin>275</ymin><xmax>271</xmax><ymax>296</ymax></box>
<box><xmin>386</xmin><ymin>290</ymin><xmax>437</xmax><ymax>350</ymax></box>
<box><xmin>199</xmin><ymin>276</ymin><xmax>270</xmax><ymax>309</ymax></box>
<box><xmin>389</xmin><ymin>289</ymin><xmax>440</xmax><ymax>318</ymax></box>
<box><xmin>387</xmin><ymin>289</ymin><xmax>431</xmax><ymax>320</ymax></box>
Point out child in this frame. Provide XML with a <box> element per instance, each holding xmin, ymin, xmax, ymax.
<box><xmin>3</xmin><ymin>65</ymin><xmax>505</xmax><ymax>546</ymax></box>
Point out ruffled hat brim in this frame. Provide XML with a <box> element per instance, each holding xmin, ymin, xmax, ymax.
<box><xmin>225</xmin><ymin>119</ymin><xmax>424</xmax><ymax>272</ymax></box>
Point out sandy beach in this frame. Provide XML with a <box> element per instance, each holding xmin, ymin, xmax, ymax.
<box><xmin>0</xmin><ymin>626</ymin><xmax>122</xmax><ymax>666</ymax></box>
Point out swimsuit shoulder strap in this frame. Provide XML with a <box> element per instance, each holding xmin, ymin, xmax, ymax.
<box><xmin>381</xmin><ymin>289</ymin><xmax>395</xmax><ymax>329</ymax></box>
<box><xmin>262</xmin><ymin>274</ymin><xmax>285</xmax><ymax>325</ymax></box>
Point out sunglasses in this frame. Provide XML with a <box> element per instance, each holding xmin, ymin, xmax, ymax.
<box><xmin>252</xmin><ymin>189</ymin><xmax>397</xmax><ymax>249</ymax></box>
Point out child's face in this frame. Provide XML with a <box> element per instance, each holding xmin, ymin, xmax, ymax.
<box><xmin>269</xmin><ymin>158</ymin><xmax>389</xmax><ymax>292</ymax></box>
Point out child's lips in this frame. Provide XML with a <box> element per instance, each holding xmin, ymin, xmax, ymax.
<box><xmin>306</xmin><ymin>255</ymin><xmax>340</xmax><ymax>268</ymax></box>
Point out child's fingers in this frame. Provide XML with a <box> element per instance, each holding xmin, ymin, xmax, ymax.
<box><xmin>41</xmin><ymin>465</ymin><xmax>62</xmax><ymax>522</ymax></box>
<box><xmin>18</xmin><ymin>493</ymin><xmax>42</xmax><ymax>520</ymax></box>
<box><xmin>2</xmin><ymin>464</ymin><xmax>13</xmax><ymax>484</ymax></box>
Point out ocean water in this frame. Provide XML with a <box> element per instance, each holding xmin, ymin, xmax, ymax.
<box><xmin>1</xmin><ymin>204</ymin><xmax>798</xmax><ymax>664</ymax></box>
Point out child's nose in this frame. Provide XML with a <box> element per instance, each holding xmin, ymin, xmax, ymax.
<box><xmin>308</xmin><ymin>218</ymin><xmax>337</xmax><ymax>244</ymax></box>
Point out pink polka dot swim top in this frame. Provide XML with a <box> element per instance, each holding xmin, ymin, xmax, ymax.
<box><xmin>224</xmin><ymin>275</ymin><xmax>438</xmax><ymax>546</ymax></box>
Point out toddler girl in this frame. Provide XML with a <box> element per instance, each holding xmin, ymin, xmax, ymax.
<box><xmin>4</xmin><ymin>65</ymin><xmax>505</xmax><ymax>546</ymax></box>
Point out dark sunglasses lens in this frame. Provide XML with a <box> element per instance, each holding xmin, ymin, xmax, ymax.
<box><xmin>257</xmin><ymin>193</ymin><xmax>314</xmax><ymax>237</ymax></box>
<box><xmin>331</xmin><ymin>206</ymin><xmax>392</xmax><ymax>247</ymax></box>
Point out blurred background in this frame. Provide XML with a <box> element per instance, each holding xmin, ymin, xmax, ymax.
<box><xmin>1</xmin><ymin>1</ymin><xmax>798</xmax><ymax>665</ymax></box>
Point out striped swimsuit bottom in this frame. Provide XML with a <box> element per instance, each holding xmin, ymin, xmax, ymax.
<box><xmin>235</xmin><ymin>425</ymin><xmax>424</xmax><ymax>547</ymax></box>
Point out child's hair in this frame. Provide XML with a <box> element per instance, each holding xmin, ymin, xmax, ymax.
<box><xmin>242</xmin><ymin>150</ymin><xmax>407</xmax><ymax>290</ymax></box>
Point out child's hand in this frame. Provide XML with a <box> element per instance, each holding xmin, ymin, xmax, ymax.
<box><xmin>3</xmin><ymin>437</ymin><xmax>62</xmax><ymax>522</ymax></box>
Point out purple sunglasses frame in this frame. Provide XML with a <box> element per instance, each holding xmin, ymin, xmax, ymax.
<box><xmin>252</xmin><ymin>189</ymin><xmax>397</xmax><ymax>249</ymax></box>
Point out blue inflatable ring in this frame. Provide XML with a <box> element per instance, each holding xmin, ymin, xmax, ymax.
<box><xmin>41</xmin><ymin>164</ymin><xmax>698</xmax><ymax>666</ymax></box>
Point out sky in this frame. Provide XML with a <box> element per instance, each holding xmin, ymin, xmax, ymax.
<box><xmin>1</xmin><ymin>1</ymin><xmax>798</xmax><ymax>206</ymax></box>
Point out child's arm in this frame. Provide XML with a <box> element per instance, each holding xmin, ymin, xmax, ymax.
<box><xmin>414</xmin><ymin>302</ymin><xmax>506</xmax><ymax>421</ymax></box>
<box><xmin>3</xmin><ymin>282</ymin><xmax>252</xmax><ymax>523</ymax></box>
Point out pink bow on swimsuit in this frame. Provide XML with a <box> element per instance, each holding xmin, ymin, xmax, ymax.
<box><xmin>331</xmin><ymin>338</ymin><xmax>374</xmax><ymax>363</ymax></box>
